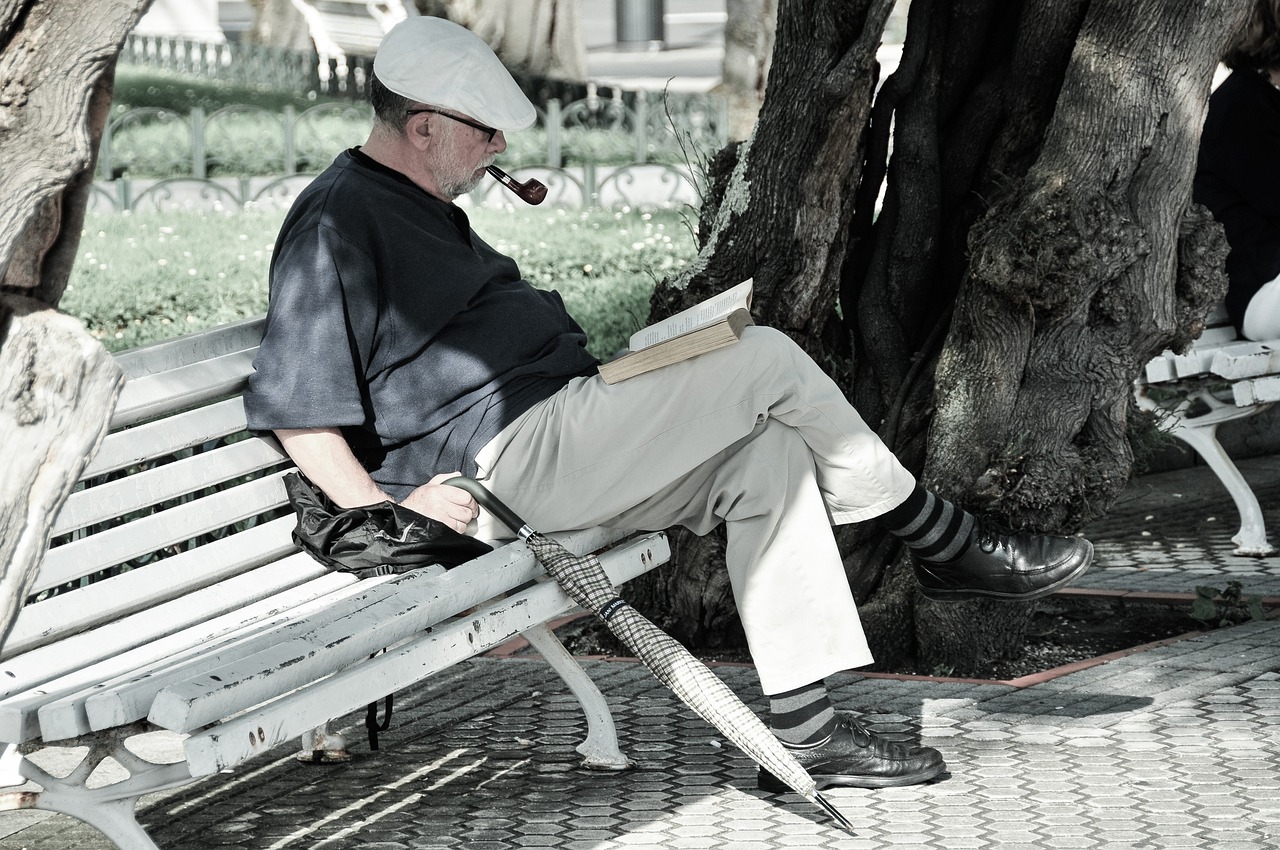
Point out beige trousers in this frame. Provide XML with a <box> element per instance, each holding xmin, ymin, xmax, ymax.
<box><xmin>473</xmin><ymin>326</ymin><xmax>916</xmax><ymax>694</ymax></box>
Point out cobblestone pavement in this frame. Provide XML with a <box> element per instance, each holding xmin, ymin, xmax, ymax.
<box><xmin>1079</xmin><ymin>455</ymin><xmax>1280</xmax><ymax>598</ymax></box>
<box><xmin>2</xmin><ymin>459</ymin><xmax>1278</xmax><ymax>850</ymax></box>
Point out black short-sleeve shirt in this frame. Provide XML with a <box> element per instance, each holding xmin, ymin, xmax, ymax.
<box><xmin>243</xmin><ymin>149</ymin><xmax>599</xmax><ymax>498</ymax></box>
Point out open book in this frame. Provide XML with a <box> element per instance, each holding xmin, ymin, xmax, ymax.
<box><xmin>598</xmin><ymin>279</ymin><xmax>754</xmax><ymax>384</ymax></box>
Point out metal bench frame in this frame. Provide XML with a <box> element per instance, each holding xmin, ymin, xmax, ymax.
<box><xmin>1134</xmin><ymin>305</ymin><xmax>1279</xmax><ymax>556</ymax></box>
<box><xmin>0</xmin><ymin>317</ymin><xmax>669</xmax><ymax>849</ymax></box>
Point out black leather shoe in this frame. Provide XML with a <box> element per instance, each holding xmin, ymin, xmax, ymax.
<box><xmin>914</xmin><ymin>520</ymin><xmax>1094</xmax><ymax>602</ymax></box>
<box><xmin>758</xmin><ymin>714</ymin><xmax>947</xmax><ymax>792</ymax></box>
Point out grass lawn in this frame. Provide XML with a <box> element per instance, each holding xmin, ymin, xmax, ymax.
<box><xmin>63</xmin><ymin>205</ymin><xmax>700</xmax><ymax>360</ymax></box>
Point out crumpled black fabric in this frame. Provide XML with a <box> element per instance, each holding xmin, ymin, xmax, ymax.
<box><xmin>283</xmin><ymin>472</ymin><xmax>492</xmax><ymax>579</ymax></box>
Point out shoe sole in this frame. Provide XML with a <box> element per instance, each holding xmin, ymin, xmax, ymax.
<box><xmin>919</xmin><ymin>539</ymin><xmax>1094</xmax><ymax>603</ymax></box>
<box><xmin>758</xmin><ymin>761</ymin><xmax>947</xmax><ymax>793</ymax></box>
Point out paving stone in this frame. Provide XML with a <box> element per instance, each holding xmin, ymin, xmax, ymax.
<box><xmin>5</xmin><ymin>463</ymin><xmax>1280</xmax><ymax>849</ymax></box>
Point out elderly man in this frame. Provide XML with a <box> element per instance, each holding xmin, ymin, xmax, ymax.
<box><xmin>244</xmin><ymin>15</ymin><xmax>1092</xmax><ymax>792</ymax></box>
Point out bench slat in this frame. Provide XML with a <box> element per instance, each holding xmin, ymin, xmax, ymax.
<box><xmin>1171</xmin><ymin>346</ymin><xmax>1220</xmax><ymax>379</ymax></box>
<box><xmin>4</xmin><ymin>564</ymin><xmax>352</xmax><ymax>744</ymax></box>
<box><xmin>0</xmin><ymin>556</ymin><xmax>328</xmax><ymax>707</ymax></box>
<box><xmin>183</xmin><ymin>532</ymin><xmax>670</xmax><ymax>777</ymax></box>
<box><xmin>31</xmin><ymin>566</ymin><xmax>360</xmax><ymax>743</ymax></box>
<box><xmin>55</xmin><ymin>438</ymin><xmax>288</xmax><ymax>535</ymax></box>
<box><xmin>78</xmin><ymin>571</ymin><xmax>397</xmax><ymax>738</ymax></box>
<box><xmin>112</xmin><ymin>316</ymin><xmax>264</xmax><ymax>379</ymax></box>
<box><xmin>110</xmin><ymin>348</ymin><xmax>257</xmax><ymax>430</ymax></box>
<box><xmin>83</xmin><ymin>397</ymin><xmax>250</xmax><ymax>479</ymax></box>
<box><xmin>1146</xmin><ymin>346</ymin><xmax>1222</xmax><ymax>382</ymax></box>
<box><xmin>36</xmin><ymin>473</ymin><xmax>289</xmax><ymax>593</ymax></box>
<box><xmin>4</xmin><ymin>518</ymin><xmax>297</xmax><ymax>659</ymax></box>
<box><xmin>1145</xmin><ymin>321</ymin><xmax>1245</xmax><ymax>384</ymax></box>
<box><xmin>1233</xmin><ymin>374</ymin><xmax>1280</xmax><ymax>406</ymax></box>
<box><xmin>1144</xmin><ymin>355</ymin><xmax>1178</xmax><ymax>384</ymax></box>
<box><xmin>1210</xmin><ymin>341</ymin><xmax>1280</xmax><ymax>380</ymax></box>
<box><xmin>148</xmin><ymin>526</ymin><xmax>631</xmax><ymax>733</ymax></box>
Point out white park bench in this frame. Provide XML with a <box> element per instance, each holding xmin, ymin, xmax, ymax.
<box><xmin>1134</xmin><ymin>303</ymin><xmax>1280</xmax><ymax>557</ymax></box>
<box><xmin>0</xmin><ymin>317</ymin><xmax>670</xmax><ymax>849</ymax></box>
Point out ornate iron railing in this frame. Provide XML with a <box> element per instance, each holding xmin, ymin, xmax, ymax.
<box><xmin>92</xmin><ymin>92</ymin><xmax>723</xmax><ymax>210</ymax></box>
<box><xmin>97</xmin><ymin>97</ymin><xmax>725</xmax><ymax>178</ymax></box>
<box><xmin>90</xmin><ymin>162</ymin><xmax>703</xmax><ymax>213</ymax></box>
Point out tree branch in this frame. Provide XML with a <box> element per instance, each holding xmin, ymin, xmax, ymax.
<box><xmin>824</xmin><ymin>0</ymin><xmax>897</xmax><ymax>99</ymax></box>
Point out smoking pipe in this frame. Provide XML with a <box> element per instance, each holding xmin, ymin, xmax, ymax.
<box><xmin>486</xmin><ymin>165</ymin><xmax>547</xmax><ymax>205</ymax></box>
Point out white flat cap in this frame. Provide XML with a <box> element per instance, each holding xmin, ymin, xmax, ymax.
<box><xmin>374</xmin><ymin>16</ymin><xmax>536</xmax><ymax>132</ymax></box>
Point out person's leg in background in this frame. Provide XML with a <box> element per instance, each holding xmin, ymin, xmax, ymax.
<box><xmin>1242</xmin><ymin>273</ymin><xmax>1280</xmax><ymax>340</ymax></box>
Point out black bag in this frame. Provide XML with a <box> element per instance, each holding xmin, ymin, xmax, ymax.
<box><xmin>283</xmin><ymin>472</ymin><xmax>492</xmax><ymax>579</ymax></box>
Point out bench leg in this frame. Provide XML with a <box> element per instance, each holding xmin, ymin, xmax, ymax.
<box><xmin>0</xmin><ymin>732</ymin><xmax>194</xmax><ymax>850</ymax></box>
<box><xmin>296</xmin><ymin>721</ymin><xmax>352</xmax><ymax>764</ymax></box>
<box><xmin>1172</xmin><ymin>422</ymin><xmax>1278</xmax><ymax>557</ymax></box>
<box><xmin>521</xmin><ymin>623</ymin><xmax>635</xmax><ymax>771</ymax></box>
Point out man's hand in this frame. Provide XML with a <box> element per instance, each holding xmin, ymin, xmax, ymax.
<box><xmin>401</xmin><ymin>473</ymin><xmax>480</xmax><ymax>533</ymax></box>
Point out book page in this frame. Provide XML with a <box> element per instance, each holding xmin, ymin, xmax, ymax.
<box><xmin>628</xmin><ymin>279</ymin><xmax>753</xmax><ymax>352</ymax></box>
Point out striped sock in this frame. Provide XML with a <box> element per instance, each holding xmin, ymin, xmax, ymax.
<box><xmin>769</xmin><ymin>680</ymin><xmax>837</xmax><ymax>747</ymax></box>
<box><xmin>882</xmin><ymin>486</ymin><xmax>976</xmax><ymax>564</ymax></box>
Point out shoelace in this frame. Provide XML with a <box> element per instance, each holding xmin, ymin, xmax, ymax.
<box><xmin>972</xmin><ymin>517</ymin><xmax>1007</xmax><ymax>554</ymax></box>
<box><xmin>840</xmin><ymin>716</ymin><xmax>917</xmax><ymax>757</ymax></box>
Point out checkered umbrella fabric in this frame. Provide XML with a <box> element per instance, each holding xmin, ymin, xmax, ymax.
<box><xmin>447</xmin><ymin>478</ymin><xmax>855</xmax><ymax>834</ymax></box>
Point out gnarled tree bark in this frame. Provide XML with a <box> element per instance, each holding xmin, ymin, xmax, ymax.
<box><xmin>913</xmin><ymin>0</ymin><xmax>1243</xmax><ymax>672</ymax></box>
<box><xmin>0</xmin><ymin>0</ymin><xmax>151</xmax><ymax>649</ymax></box>
<box><xmin>635</xmin><ymin>0</ymin><xmax>1245</xmax><ymax>676</ymax></box>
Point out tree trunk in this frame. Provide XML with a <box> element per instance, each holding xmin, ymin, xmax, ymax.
<box><xmin>634</xmin><ymin>0</ymin><xmax>1245</xmax><ymax>677</ymax></box>
<box><xmin>716</xmin><ymin>0</ymin><xmax>777</xmax><ymax>141</ymax></box>
<box><xmin>0</xmin><ymin>0</ymin><xmax>147</xmax><ymax>649</ymax></box>
<box><xmin>915</xmin><ymin>0</ymin><xmax>1245</xmax><ymax>672</ymax></box>
<box><xmin>246</xmin><ymin>0</ymin><xmax>313</xmax><ymax>51</ymax></box>
<box><xmin>846</xmin><ymin>0</ymin><xmax>1096</xmax><ymax>671</ymax></box>
<box><xmin>419</xmin><ymin>0</ymin><xmax>587</xmax><ymax>80</ymax></box>
<box><xmin>0</xmin><ymin>300</ymin><xmax>123</xmax><ymax>650</ymax></box>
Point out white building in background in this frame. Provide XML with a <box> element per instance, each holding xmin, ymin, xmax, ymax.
<box><xmin>133</xmin><ymin>0</ymin><xmax>228</xmax><ymax>42</ymax></box>
<box><xmin>133</xmin><ymin>1</ymin><xmax>415</xmax><ymax>54</ymax></box>
<box><xmin>217</xmin><ymin>0</ymin><xmax>256</xmax><ymax>42</ymax></box>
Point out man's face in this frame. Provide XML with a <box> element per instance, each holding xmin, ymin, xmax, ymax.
<box><xmin>419</xmin><ymin>109</ymin><xmax>505</xmax><ymax>199</ymax></box>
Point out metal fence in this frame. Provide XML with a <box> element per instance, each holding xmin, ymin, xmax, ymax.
<box><xmin>89</xmin><ymin>162</ymin><xmax>705</xmax><ymax>214</ymax></box>
<box><xmin>92</xmin><ymin>98</ymin><xmax>723</xmax><ymax>211</ymax></box>
<box><xmin>96</xmin><ymin>96</ymin><xmax>726</xmax><ymax>176</ymax></box>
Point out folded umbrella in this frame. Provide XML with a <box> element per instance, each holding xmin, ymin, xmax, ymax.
<box><xmin>446</xmin><ymin>476</ymin><xmax>855</xmax><ymax>834</ymax></box>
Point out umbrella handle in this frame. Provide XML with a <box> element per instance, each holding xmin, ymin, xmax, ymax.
<box><xmin>443</xmin><ymin>476</ymin><xmax>535</xmax><ymax>540</ymax></box>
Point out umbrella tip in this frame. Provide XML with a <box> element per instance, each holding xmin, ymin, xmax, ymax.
<box><xmin>813</xmin><ymin>792</ymin><xmax>856</xmax><ymax>834</ymax></box>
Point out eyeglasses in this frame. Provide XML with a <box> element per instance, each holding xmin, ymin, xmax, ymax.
<box><xmin>405</xmin><ymin>107</ymin><xmax>498</xmax><ymax>143</ymax></box>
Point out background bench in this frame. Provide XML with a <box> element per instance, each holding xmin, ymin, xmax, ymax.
<box><xmin>0</xmin><ymin>318</ymin><xmax>670</xmax><ymax>850</ymax></box>
<box><xmin>1135</xmin><ymin>303</ymin><xmax>1280</xmax><ymax>557</ymax></box>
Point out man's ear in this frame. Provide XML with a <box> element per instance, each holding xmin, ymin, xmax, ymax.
<box><xmin>406</xmin><ymin>114</ymin><xmax>432</xmax><ymax>150</ymax></box>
